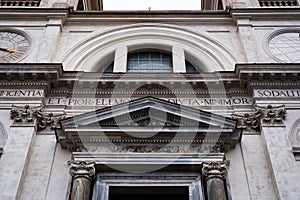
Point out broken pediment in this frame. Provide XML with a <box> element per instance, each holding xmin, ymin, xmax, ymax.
<box><xmin>55</xmin><ymin>97</ymin><xmax>242</xmax><ymax>153</ymax></box>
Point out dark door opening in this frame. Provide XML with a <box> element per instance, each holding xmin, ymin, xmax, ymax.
<box><xmin>109</xmin><ymin>186</ymin><xmax>189</xmax><ymax>200</ymax></box>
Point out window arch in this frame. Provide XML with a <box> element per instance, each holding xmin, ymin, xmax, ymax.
<box><xmin>63</xmin><ymin>24</ymin><xmax>240</xmax><ymax>72</ymax></box>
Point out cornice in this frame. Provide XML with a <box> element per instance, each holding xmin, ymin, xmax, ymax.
<box><xmin>0</xmin><ymin>7</ymin><xmax>300</xmax><ymax>22</ymax></box>
<box><xmin>0</xmin><ymin>8</ymin><xmax>69</xmax><ymax>25</ymax></box>
<box><xmin>230</xmin><ymin>8</ymin><xmax>300</xmax><ymax>25</ymax></box>
<box><xmin>1</xmin><ymin>63</ymin><xmax>300</xmax><ymax>91</ymax></box>
<box><xmin>66</xmin><ymin>10</ymin><xmax>232</xmax><ymax>23</ymax></box>
<box><xmin>0</xmin><ymin>63</ymin><xmax>300</xmax><ymax>95</ymax></box>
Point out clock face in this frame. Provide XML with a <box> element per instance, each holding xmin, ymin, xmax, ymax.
<box><xmin>268</xmin><ymin>32</ymin><xmax>300</xmax><ymax>63</ymax></box>
<box><xmin>0</xmin><ymin>30</ymin><xmax>31</xmax><ymax>63</ymax></box>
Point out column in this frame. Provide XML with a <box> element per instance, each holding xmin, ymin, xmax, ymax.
<box><xmin>69</xmin><ymin>161</ymin><xmax>95</xmax><ymax>200</ymax></box>
<box><xmin>202</xmin><ymin>162</ymin><xmax>228</xmax><ymax>200</ymax></box>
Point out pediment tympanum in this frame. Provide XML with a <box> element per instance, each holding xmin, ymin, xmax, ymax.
<box><xmin>55</xmin><ymin>97</ymin><xmax>242</xmax><ymax>153</ymax></box>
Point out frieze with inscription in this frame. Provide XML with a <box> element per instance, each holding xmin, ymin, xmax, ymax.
<box><xmin>46</xmin><ymin>97</ymin><xmax>252</xmax><ymax>107</ymax></box>
<box><xmin>0</xmin><ymin>90</ymin><xmax>44</xmax><ymax>97</ymax></box>
<box><xmin>254</xmin><ymin>89</ymin><xmax>300</xmax><ymax>98</ymax></box>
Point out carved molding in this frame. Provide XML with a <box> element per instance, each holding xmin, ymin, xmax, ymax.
<box><xmin>202</xmin><ymin>161</ymin><xmax>229</xmax><ymax>180</ymax></box>
<box><xmin>69</xmin><ymin>161</ymin><xmax>95</xmax><ymax>181</ymax></box>
<box><xmin>0</xmin><ymin>0</ymin><xmax>41</xmax><ymax>7</ymax></box>
<box><xmin>259</xmin><ymin>0</ymin><xmax>298</xmax><ymax>7</ymax></box>
<box><xmin>82</xmin><ymin>144</ymin><xmax>222</xmax><ymax>154</ymax></box>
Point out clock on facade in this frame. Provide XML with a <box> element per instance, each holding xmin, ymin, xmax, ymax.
<box><xmin>0</xmin><ymin>29</ymin><xmax>31</xmax><ymax>63</ymax></box>
<box><xmin>268</xmin><ymin>31</ymin><xmax>300</xmax><ymax>63</ymax></box>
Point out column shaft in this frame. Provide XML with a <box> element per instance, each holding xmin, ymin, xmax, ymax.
<box><xmin>206</xmin><ymin>176</ymin><xmax>227</xmax><ymax>200</ymax></box>
<box><xmin>202</xmin><ymin>162</ymin><xmax>229</xmax><ymax>200</ymax></box>
<box><xmin>69</xmin><ymin>161</ymin><xmax>95</xmax><ymax>200</ymax></box>
<box><xmin>70</xmin><ymin>177</ymin><xmax>92</xmax><ymax>200</ymax></box>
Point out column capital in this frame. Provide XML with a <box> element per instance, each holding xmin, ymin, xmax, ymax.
<box><xmin>69</xmin><ymin>161</ymin><xmax>95</xmax><ymax>181</ymax></box>
<box><xmin>202</xmin><ymin>161</ymin><xmax>229</xmax><ymax>180</ymax></box>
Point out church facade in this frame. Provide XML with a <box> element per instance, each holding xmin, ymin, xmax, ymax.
<box><xmin>0</xmin><ymin>0</ymin><xmax>300</xmax><ymax>199</ymax></box>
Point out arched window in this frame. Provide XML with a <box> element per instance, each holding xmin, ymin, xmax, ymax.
<box><xmin>97</xmin><ymin>50</ymin><xmax>201</xmax><ymax>74</ymax></box>
<box><xmin>186</xmin><ymin>60</ymin><xmax>200</xmax><ymax>74</ymax></box>
<box><xmin>127</xmin><ymin>51</ymin><xmax>173</xmax><ymax>73</ymax></box>
<box><xmin>98</xmin><ymin>62</ymin><xmax>114</xmax><ymax>73</ymax></box>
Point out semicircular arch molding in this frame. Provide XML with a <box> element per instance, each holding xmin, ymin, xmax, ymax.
<box><xmin>61</xmin><ymin>23</ymin><xmax>240</xmax><ymax>72</ymax></box>
<box><xmin>290</xmin><ymin>118</ymin><xmax>300</xmax><ymax>147</ymax></box>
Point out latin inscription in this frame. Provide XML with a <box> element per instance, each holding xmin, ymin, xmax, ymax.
<box><xmin>0</xmin><ymin>90</ymin><xmax>44</xmax><ymax>97</ymax></box>
<box><xmin>46</xmin><ymin>97</ymin><xmax>252</xmax><ymax>107</ymax></box>
<box><xmin>254</xmin><ymin>89</ymin><xmax>300</xmax><ymax>98</ymax></box>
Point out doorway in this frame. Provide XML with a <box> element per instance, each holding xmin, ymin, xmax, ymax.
<box><xmin>109</xmin><ymin>186</ymin><xmax>189</xmax><ymax>200</ymax></box>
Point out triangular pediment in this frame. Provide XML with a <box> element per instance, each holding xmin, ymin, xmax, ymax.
<box><xmin>59</xmin><ymin>96</ymin><xmax>237</xmax><ymax>129</ymax></box>
<box><xmin>55</xmin><ymin>97</ymin><xmax>242</xmax><ymax>153</ymax></box>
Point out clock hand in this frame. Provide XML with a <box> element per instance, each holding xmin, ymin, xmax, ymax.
<box><xmin>0</xmin><ymin>47</ymin><xmax>15</xmax><ymax>53</ymax></box>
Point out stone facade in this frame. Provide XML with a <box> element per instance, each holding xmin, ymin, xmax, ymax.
<box><xmin>0</xmin><ymin>0</ymin><xmax>300</xmax><ymax>199</ymax></box>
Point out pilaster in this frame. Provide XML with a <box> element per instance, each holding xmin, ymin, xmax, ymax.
<box><xmin>259</xmin><ymin>106</ymin><xmax>300</xmax><ymax>199</ymax></box>
<box><xmin>236</xmin><ymin>19</ymin><xmax>259</xmax><ymax>62</ymax></box>
<box><xmin>37</xmin><ymin>16</ymin><xmax>64</xmax><ymax>62</ymax></box>
<box><xmin>0</xmin><ymin>126</ymin><xmax>35</xmax><ymax>200</ymax></box>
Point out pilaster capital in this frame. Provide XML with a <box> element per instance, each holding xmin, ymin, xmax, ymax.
<box><xmin>34</xmin><ymin>109</ymin><xmax>65</xmax><ymax>133</ymax></box>
<box><xmin>255</xmin><ymin>104</ymin><xmax>287</xmax><ymax>126</ymax></box>
<box><xmin>10</xmin><ymin>105</ymin><xmax>41</xmax><ymax>125</ymax></box>
<box><xmin>202</xmin><ymin>161</ymin><xmax>229</xmax><ymax>180</ymax></box>
<box><xmin>232</xmin><ymin>112</ymin><xmax>260</xmax><ymax>133</ymax></box>
<box><xmin>232</xmin><ymin>104</ymin><xmax>287</xmax><ymax>133</ymax></box>
<box><xmin>69</xmin><ymin>161</ymin><xmax>95</xmax><ymax>181</ymax></box>
<box><xmin>10</xmin><ymin>105</ymin><xmax>65</xmax><ymax>133</ymax></box>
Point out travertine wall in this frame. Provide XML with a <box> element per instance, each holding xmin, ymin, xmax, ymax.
<box><xmin>1</xmin><ymin>0</ymin><xmax>300</xmax><ymax>199</ymax></box>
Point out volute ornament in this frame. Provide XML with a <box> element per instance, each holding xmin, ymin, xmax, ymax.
<box><xmin>202</xmin><ymin>161</ymin><xmax>229</xmax><ymax>180</ymax></box>
<box><xmin>69</xmin><ymin>161</ymin><xmax>95</xmax><ymax>181</ymax></box>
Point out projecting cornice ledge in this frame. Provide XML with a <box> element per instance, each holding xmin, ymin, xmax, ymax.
<box><xmin>0</xmin><ymin>7</ymin><xmax>69</xmax><ymax>18</ymax></box>
<box><xmin>0</xmin><ymin>63</ymin><xmax>300</xmax><ymax>91</ymax></box>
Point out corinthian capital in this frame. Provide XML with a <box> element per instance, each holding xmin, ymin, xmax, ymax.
<box><xmin>69</xmin><ymin>161</ymin><xmax>95</xmax><ymax>181</ymax></box>
<box><xmin>255</xmin><ymin>105</ymin><xmax>287</xmax><ymax>126</ymax></box>
<box><xmin>202</xmin><ymin>161</ymin><xmax>229</xmax><ymax>180</ymax></box>
<box><xmin>10</xmin><ymin>105</ymin><xmax>42</xmax><ymax>125</ymax></box>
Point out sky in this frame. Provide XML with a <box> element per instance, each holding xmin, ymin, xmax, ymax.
<box><xmin>103</xmin><ymin>0</ymin><xmax>201</xmax><ymax>10</ymax></box>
